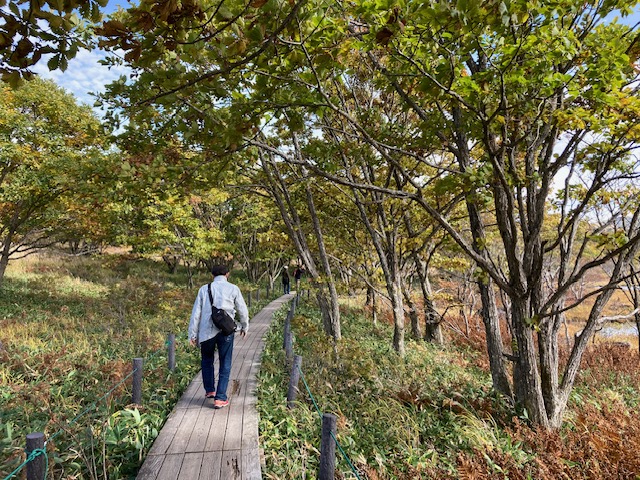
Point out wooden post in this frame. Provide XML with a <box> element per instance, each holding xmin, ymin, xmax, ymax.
<box><xmin>26</xmin><ymin>432</ymin><xmax>46</xmax><ymax>480</ymax></box>
<box><xmin>132</xmin><ymin>358</ymin><xmax>143</xmax><ymax>405</ymax></box>
<box><xmin>248</xmin><ymin>290</ymin><xmax>252</xmax><ymax>308</ymax></box>
<box><xmin>286</xmin><ymin>355</ymin><xmax>303</xmax><ymax>409</ymax></box>
<box><xmin>167</xmin><ymin>333</ymin><xmax>176</xmax><ymax>372</ymax></box>
<box><xmin>257</xmin><ymin>288</ymin><xmax>260</xmax><ymax>301</ymax></box>
<box><xmin>284</xmin><ymin>329</ymin><xmax>293</xmax><ymax>362</ymax></box>
<box><xmin>283</xmin><ymin>314</ymin><xmax>291</xmax><ymax>350</ymax></box>
<box><xmin>319</xmin><ymin>413</ymin><xmax>337</xmax><ymax>480</ymax></box>
<box><xmin>267</xmin><ymin>285</ymin><xmax>271</xmax><ymax>298</ymax></box>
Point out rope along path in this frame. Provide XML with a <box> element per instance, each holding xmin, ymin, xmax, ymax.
<box><xmin>297</xmin><ymin>364</ymin><xmax>363</xmax><ymax>480</ymax></box>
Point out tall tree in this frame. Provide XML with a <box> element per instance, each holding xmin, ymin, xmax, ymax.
<box><xmin>257</xmin><ymin>143</ymin><xmax>342</xmax><ymax>340</ymax></box>
<box><xmin>336</xmin><ymin>0</ymin><xmax>640</xmax><ymax>427</ymax></box>
<box><xmin>240</xmin><ymin>0</ymin><xmax>640</xmax><ymax>427</ymax></box>
<box><xmin>0</xmin><ymin>77</ymin><xmax>105</xmax><ymax>286</ymax></box>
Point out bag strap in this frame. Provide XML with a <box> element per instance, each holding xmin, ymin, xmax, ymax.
<box><xmin>207</xmin><ymin>283</ymin><xmax>215</xmax><ymax>309</ymax></box>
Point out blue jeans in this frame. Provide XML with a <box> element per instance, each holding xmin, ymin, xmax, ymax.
<box><xmin>200</xmin><ymin>333</ymin><xmax>235</xmax><ymax>401</ymax></box>
<box><xmin>283</xmin><ymin>282</ymin><xmax>290</xmax><ymax>294</ymax></box>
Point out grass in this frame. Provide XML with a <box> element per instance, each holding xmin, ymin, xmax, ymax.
<box><xmin>257</xmin><ymin>301</ymin><xmax>640</xmax><ymax>479</ymax></box>
<box><xmin>3</xmin><ymin>252</ymin><xmax>639</xmax><ymax>479</ymax></box>
<box><xmin>0</xmin><ymin>251</ymin><xmax>271</xmax><ymax>479</ymax></box>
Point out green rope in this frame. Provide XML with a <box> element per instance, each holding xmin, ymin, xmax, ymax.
<box><xmin>4</xmin><ymin>447</ymin><xmax>48</xmax><ymax>480</ymax></box>
<box><xmin>330</xmin><ymin>431</ymin><xmax>362</xmax><ymax>480</ymax></box>
<box><xmin>296</xmin><ymin>365</ymin><xmax>363</xmax><ymax>480</ymax></box>
<box><xmin>297</xmin><ymin>364</ymin><xmax>323</xmax><ymax>419</ymax></box>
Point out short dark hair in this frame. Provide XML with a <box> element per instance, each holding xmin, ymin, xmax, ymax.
<box><xmin>211</xmin><ymin>264</ymin><xmax>229</xmax><ymax>277</ymax></box>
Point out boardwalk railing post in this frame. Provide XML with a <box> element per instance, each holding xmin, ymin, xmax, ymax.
<box><xmin>267</xmin><ymin>285</ymin><xmax>271</xmax><ymax>299</ymax></box>
<box><xmin>283</xmin><ymin>312</ymin><xmax>291</xmax><ymax>351</ymax></box>
<box><xmin>248</xmin><ymin>290</ymin><xmax>252</xmax><ymax>308</ymax></box>
<box><xmin>26</xmin><ymin>432</ymin><xmax>46</xmax><ymax>480</ymax></box>
<box><xmin>284</xmin><ymin>328</ymin><xmax>293</xmax><ymax>362</ymax></box>
<box><xmin>168</xmin><ymin>333</ymin><xmax>176</xmax><ymax>372</ymax></box>
<box><xmin>132</xmin><ymin>357</ymin><xmax>143</xmax><ymax>405</ymax></box>
<box><xmin>286</xmin><ymin>355</ymin><xmax>303</xmax><ymax>409</ymax></box>
<box><xmin>319</xmin><ymin>413</ymin><xmax>337</xmax><ymax>480</ymax></box>
<box><xmin>257</xmin><ymin>288</ymin><xmax>260</xmax><ymax>302</ymax></box>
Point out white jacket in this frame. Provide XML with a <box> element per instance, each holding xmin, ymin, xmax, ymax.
<box><xmin>188</xmin><ymin>275</ymin><xmax>249</xmax><ymax>345</ymax></box>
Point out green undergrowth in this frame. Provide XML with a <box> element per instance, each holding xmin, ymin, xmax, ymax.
<box><xmin>0</xmin><ymin>252</ymin><xmax>271</xmax><ymax>479</ymax></box>
<box><xmin>257</xmin><ymin>303</ymin><xmax>522</xmax><ymax>479</ymax></box>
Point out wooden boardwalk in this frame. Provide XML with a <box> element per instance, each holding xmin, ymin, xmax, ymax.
<box><xmin>137</xmin><ymin>293</ymin><xmax>294</xmax><ymax>480</ymax></box>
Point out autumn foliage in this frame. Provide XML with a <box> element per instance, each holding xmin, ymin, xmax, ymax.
<box><xmin>445</xmin><ymin>312</ymin><xmax>640</xmax><ymax>479</ymax></box>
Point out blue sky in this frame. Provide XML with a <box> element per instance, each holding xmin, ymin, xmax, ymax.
<box><xmin>34</xmin><ymin>4</ymin><xmax>640</xmax><ymax>110</ymax></box>
<box><xmin>32</xmin><ymin>0</ymin><xmax>131</xmax><ymax>108</ymax></box>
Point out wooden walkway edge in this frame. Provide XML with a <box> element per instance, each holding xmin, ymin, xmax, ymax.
<box><xmin>136</xmin><ymin>293</ymin><xmax>294</xmax><ymax>480</ymax></box>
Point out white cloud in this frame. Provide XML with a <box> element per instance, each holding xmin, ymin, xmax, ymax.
<box><xmin>32</xmin><ymin>48</ymin><xmax>129</xmax><ymax>110</ymax></box>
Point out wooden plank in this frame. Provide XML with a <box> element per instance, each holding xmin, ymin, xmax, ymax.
<box><xmin>186</xmin><ymin>406</ymin><xmax>216</xmax><ymax>453</ymax></box>
<box><xmin>156</xmin><ymin>454</ymin><xmax>184</xmax><ymax>480</ymax></box>
<box><xmin>146</xmin><ymin>408</ymin><xmax>187</xmax><ymax>456</ymax></box>
<box><xmin>241</xmin><ymin>403</ymin><xmax>259</xmax><ymax>450</ymax></box>
<box><xmin>222</xmin><ymin>402</ymin><xmax>243</xmax><ymax>451</ymax></box>
<box><xmin>136</xmin><ymin>453</ymin><xmax>164</xmax><ymax>480</ymax></box>
<box><xmin>241</xmin><ymin>447</ymin><xmax>262</xmax><ymax>480</ymax></box>
<box><xmin>176</xmin><ymin>377</ymin><xmax>205</xmax><ymax>410</ymax></box>
<box><xmin>220</xmin><ymin>450</ymin><xmax>242</xmax><ymax>480</ymax></box>
<box><xmin>199</xmin><ymin>451</ymin><xmax>223</xmax><ymax>480</ymax></box>
<box><xmin>178</xmin><ymin>452</ymin><xmax>203</xmax><ymax>480</ymax></box>
<box><xmin>205</xmin><ymin>403</ymin><xmax>230</xmax><ymax>451</ymax></box>
<box><xmin>167</xmin><ymin>407</ymin><xmax>200</xmax><ymax>454</ymax></box>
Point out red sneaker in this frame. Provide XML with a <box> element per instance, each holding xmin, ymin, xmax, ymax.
<box><xmin>205</xmin><ymin>392</ymin><xmax>216</xmax><ymax>398</ymax></box>
<box><xmin>213</xmin><ymin>399</ymin><xmax>229</xmax><ymax>409</ymax></box>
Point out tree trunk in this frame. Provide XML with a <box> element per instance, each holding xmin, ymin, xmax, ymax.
<box><xmin>419</xmin><ymin>272</ymin><xmax>441</xmax><ymax>344</ymax></box>
<box><xmin>636</xmin><ymin>313</ymin><xmax>640</xmax><ymax>355</ymax></box>
<box><xmin>478</xmin><ymin>280</ymin><xmax>513</xmax><ymax>398</ymax></box>
<box><xmin>260</xmin><ymin>148</ymin><xmax>341</xmax><ymax>340</ymax></box>
<box><xmin>390</xmin><ymin>278</ymin><xmax>406</xmax><ymax>356</ymax></box>
<box><xmin>402</xmin><ymin>283</ymin><xmax>421</xmax><ymax>339</ymax></box>
<box><xmin>371</xmin><ymin>288</ymin><xmax>378</xmax><ymax>326</ymax></box>
<box><xmin>305</xmin><ymin>184</ymin><xmax>341</xmax><ymax>340</ymax></box>
<box><xmin>453</xmin><ymin>116</ymin><xmax>512</xmax><ymax>398</ymax></box>
<box><xmin>511</xmin><ymin>297</ymin><xmax>549</xmax><ymax>427</ymax></box>
<box><xmin>0</xmin><ymin>230</ymin><xmax>15</xmax><ymax>288</ymax></box>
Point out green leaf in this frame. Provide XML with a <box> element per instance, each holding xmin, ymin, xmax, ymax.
<box><xmin>218</xmin><ymin>5</ymin><xmax>234</xmax><ymax>20</ymax></box>
<box><xmin>47</xmin><ymin>55</ymin><xmax>60</xmax><ymax>71</ymax></box>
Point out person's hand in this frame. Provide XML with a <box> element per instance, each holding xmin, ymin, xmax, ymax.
<box><xmin>239</xmin><ymin>329</ymin><xmax>247</xmax><ymax>339</ymax></box>
<box><xmin>190</xmin><ymin>338</ymin><xmax>197</xmax><ymax>347</ymax></box>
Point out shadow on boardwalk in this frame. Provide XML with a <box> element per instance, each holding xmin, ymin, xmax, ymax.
<box><xmin>136</xmin><ymin>293</ymin><xmax>294</xmax><ymax>480</ymax></box>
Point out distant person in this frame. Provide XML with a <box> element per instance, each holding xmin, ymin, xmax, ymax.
<box><xmin>282</xmin><ymin>266</ymin><xmax>290</xmax><ymax>294</ymax></box>
<box><xmin>189</xmin><ymin>264</ymin><xmax>249</xmax><ymax>409</ymax></box>
<box><xmin>294</xmin><ymin>266</ymin><xmax>304</xmax><ymax>292</ymax></box>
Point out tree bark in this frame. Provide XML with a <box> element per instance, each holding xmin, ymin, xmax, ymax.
<box><xmin>402</xmin><ymin>282</ymin><xmax>422</xmax><ymax>339</ymax></box>
<box><xmin>423</xmin><ymin>277</ymin><xmax>443</xmax><ymax>344</ymax></box>
<box><xmin>0</xmin><ymin>222</ymin><xmax>17</xmax><ymax>288</ymax></box>
<box><xmin>510</xmin><ymin>297</ymin><xmax>549</xmax><ymax>427</ymax></box>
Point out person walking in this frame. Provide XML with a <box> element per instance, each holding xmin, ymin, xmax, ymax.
<box><xmin>189</xmin><ymin>264</ymin><xmax>249</xmax><ymax>409</ymax></box>
<box><xmin>282</xmin><ymin>266</ymin><xmax>290</xmax><ymax>294</ymax></box>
